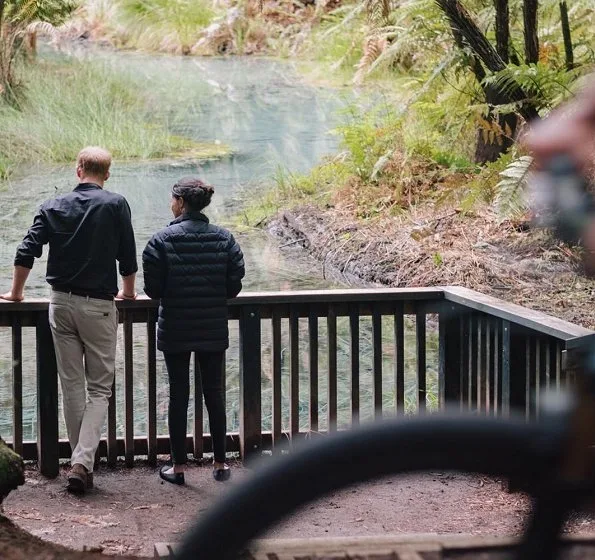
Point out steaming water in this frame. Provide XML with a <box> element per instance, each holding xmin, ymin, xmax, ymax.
<box><xmin>0</xmin><ymin>52</ymin><xmax>347</xmax><ymax>294</ymax></box>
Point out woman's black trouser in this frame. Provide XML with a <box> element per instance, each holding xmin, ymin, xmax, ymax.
<box><xmin>163</xmin><ymin>351</ymin><xmax>226</xmax><ymax>464</ymax></box>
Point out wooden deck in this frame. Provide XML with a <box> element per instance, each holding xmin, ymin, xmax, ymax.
<box><xmin>155</xmin><ymin>534</ymin><xmax>595</xmax><ymax>559</ymax></box>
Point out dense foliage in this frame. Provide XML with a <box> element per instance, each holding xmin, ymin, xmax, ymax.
<box><xmin>0</xmin><ymin>0</ymin><xmax>79</xmax><ymax>101</ymax></box>
<box><xmin>291</xmin><ymin>0</ymin><xmax>594</xmax><ymax>217</ymax></box>
<box><xmin>2</xmin><ymin>0</ymin><xmax>594</xmax><ymax>215</ymax></box>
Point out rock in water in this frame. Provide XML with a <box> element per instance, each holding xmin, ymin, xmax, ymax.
<box><xmin>0</xmin><ymin>438</ymin><xmax>24</xmax><ymax>505</ymax></box>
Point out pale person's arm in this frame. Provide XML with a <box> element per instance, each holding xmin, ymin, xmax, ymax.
<box><xmin>1</xmin><ymin>266</ymin><xmax>32</xmax><ymax>302</ymax></box>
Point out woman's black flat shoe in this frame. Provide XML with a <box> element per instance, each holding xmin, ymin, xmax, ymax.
<box><xmin>159</xmin><ymin>465</ymin><xmax>185</xmax><ymax>485</ymax></box>
<box><xmin>213</xmin><ymin>467</ymin><xmax>231</xmax><ymax>482</ymax></box>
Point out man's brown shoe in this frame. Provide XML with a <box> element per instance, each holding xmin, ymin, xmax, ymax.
<box><xmin>67</xmin><ymin>464</ymin><xmax>90</xmax><ymax>494</ymax></box>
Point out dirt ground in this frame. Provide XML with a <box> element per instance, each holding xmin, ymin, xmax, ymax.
<box><xmin>3</xmin><ymin>460</ymin><xmax>595</xmax><ymax>557</ymax></box>
<box><xmin>269</xmin><ymin>205</ymin><xmax>595</xmax><ymax>330</ymax></box>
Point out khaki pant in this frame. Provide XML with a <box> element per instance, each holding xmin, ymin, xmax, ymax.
<box><xmin>49</xmin><ymin>291</ymin><xmax>118</xmax><ymax>473</ymax></box>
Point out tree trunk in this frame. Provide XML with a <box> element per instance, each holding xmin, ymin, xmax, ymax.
<box><xmin>450</xmin><ymin>25</ymin><xmax>517</xmax><ymax>164</ymax></box>
<box><xmin>494</xmin><ymin>0</ymin><xmax>509</xmax><ymax>63</ymax></box>
<box><xmin>559</xmin><ymin>1</ymin><xmax>574</xmax><ymax>71</ymax></box>
<box><xmin>25</xmin><ymin>31</ymin><xmax>38</xmax><ymax>61</ymax></box>
<box><xmin>523</xmin><ymin>0</ymin><xmax>539</xmax><ymax>64</ymax></box>
<box><xmin>435</xmin><ymin>0</ymin><xmax>539</xmax><ymax>122</ymax></box>
<box><xmin>0</xmin><ymin>438</ymin><xmax>24</xmax><ymax>506</ymax></box>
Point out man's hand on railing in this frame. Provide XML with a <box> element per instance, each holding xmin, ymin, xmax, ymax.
<box><xmin>115</xmin><ymin>290</ymin><xmax>137</xmax><ymax>301</ymax></box>
<box><xmin>1</xmin><ymin>266</ymin><xmax>30</xmax><ymax>302</ymax></box>
<box><xmin>116</xmin><ymin>273</ymin><xmax>137</xmax><ymax>301</ymax></box>
<box><xmin>0</xmin><ymin>290</ymin><xmax>24</xmax><ymax>302</ymax></box>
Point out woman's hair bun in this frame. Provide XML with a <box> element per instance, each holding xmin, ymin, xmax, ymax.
<box><xmin>172</xmin><ymin>177</ymin><xmax>214</xmax><ymax>212</ymax></box>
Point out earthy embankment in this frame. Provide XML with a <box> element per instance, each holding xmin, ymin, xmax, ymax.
<box><xmin>269</xmin><ymin>204</ymin><xmax>595</xmax><ymax>329</ymax></box>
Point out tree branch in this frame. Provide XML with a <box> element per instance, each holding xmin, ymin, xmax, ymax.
<box><xmin>436</xmin><ymin>0</ymin><xmax>506</xmax><ymax>73</ymax></box>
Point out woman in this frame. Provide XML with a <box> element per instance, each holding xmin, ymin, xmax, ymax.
<box><xmin>143</xmin><ymin>177</ymin><xmax>245</xmax><ymax>485</ymax></box>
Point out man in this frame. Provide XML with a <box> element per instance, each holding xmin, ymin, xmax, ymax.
<box><xmin>1</xmin><ymin>146</ymin><xmax>137</xmax><ymax>493</ymax></box>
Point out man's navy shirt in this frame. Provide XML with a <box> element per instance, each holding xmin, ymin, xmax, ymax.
<box><xmin>14</xmin><ymin>183</ymin><xmax>138</xmax><ymax>297</ymax></box>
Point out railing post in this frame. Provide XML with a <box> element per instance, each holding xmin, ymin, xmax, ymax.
<box><xmin>12</xmin><ymin>317</ymin><xmax>23</xmax><ymax>457</ymax></box>
<box><xmin>123</xmin><ymin>312</ymin><xmax>134</xmax><ymax>467</ymax></box>
<box><xmin>439</xmin><ymin>303</ymin><xmax>462</xmax><ymax>408</ymax></box>
<box><xmin>501</xmin><ymin>320</ymin><xmax>511</xmax><ymax>416</ymax></box>
<box><xmin>239</xmin><ymin>306</ymin><xmax>261</xmax><ymax>461</ymax></box>
<box><xmin>147</xmin><ymin>309</ymin><xmax>158</xmax><ymax>466</ymax></box>
<box><xmin>36</xmin><ymin>311</ymin><xmax>59</xmax><ymax>478</ymax></box>
<box><xmin>416</xmin><ymin>305</ymin><xmax>427</xmax><ymax>413</ymax></box>
<box><xmin>509</xmin><ymin>324</ymin><xmax>529</xmax><ymax>415</ymax></box>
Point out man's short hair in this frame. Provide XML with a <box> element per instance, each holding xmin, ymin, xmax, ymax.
<box><xmin>77</xmin><ymin>146</ymin><xmax>112</xmax><ymax>177</ymax></box>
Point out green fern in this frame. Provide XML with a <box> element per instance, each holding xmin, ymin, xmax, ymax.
<box><xmin>483</xmin><ymin>63</ymin><xmax>586</xmax><ymax>113</ymax></box>
<box><xmin>1</xmin><ymin>0</ymin><xmax>79</xmax><ymax>101</ymax></box>
<box><xmin>4</xmin><ymin>0</ymin><xmax>79</xmax><ymax>25</ymax></box>
<box><xmin>364</xmin><ymin>0</ymin><xmax>392</xmax><ymax>27</ymax></box>
<box><xmin>354</xmin><ymin>0</ymin><xmax>447</xmax><ymax>83</ymax></box>
<box><xmin>494</xmin><ymin>155</ymin><xmax>534</xmax><ymax>218</ymax></box>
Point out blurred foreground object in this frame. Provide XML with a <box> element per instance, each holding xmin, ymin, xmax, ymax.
<box><xmin>0</xmin><ymin>437</ymin><xmax>24</xmax><ymax>506</ymax></box>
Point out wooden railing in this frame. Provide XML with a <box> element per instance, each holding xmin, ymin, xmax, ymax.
<box><xmin>0</xmin><ymin>287</ymin><xmax>592</xmax><ymax>477</ymax></box>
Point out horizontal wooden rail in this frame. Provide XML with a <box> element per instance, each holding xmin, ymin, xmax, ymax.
<box><xmin>17</xmin><ymin>431</ymin><xmax>327</xmax><ymax>462</ymax></box>
<box><xmin>443</xmin><ymin>286</ymin><xmax>594</xmax><ymax>345</ymax></box>
<box><xmin>0</xmin><ymin>287</ymin><xmax>592</xmax><ymax>477</ymax></box>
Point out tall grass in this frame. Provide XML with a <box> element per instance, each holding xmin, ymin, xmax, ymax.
<box><xmin>0</xmin><ymin>58</ymin><xmax>212</xmax><ymax>175</ymax></box>
<box><xmin>112</xmin><ymin>0</ymin><xmax>217</xmax><ymax>53</ymax></box>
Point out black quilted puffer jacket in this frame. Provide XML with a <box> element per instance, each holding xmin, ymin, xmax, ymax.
<box><xmin>142</xmin><ymin>211</ymin><xmax>245</xmax><ymax>353</ymax></box>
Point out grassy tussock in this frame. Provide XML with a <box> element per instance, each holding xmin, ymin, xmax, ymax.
<box><xmin>116</xmin><ymin>0</ymin><xmax>216</xmax><ymax>54</ymax></box>
<box><xmin>0</xmin><ymin>59</ymin><xmax>223</xmax><ymax>179</ymax></box>
<box><xmin>241</xmin><ymin>103</ymin><xmax>480</xmax><ymax>227</ymax></box>
<box><xmin>63</xmin><ymin>0</ymin><xmax>218</xmax><ymax>55</ymax></box>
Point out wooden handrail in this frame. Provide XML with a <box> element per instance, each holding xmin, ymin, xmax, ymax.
<box><xmin>0</xmin><ymin>286</ymin><xmax>592</xmax><ymax>342</ymax></box>
<box><xmin>442</xmin><ymin>286</ymin><xmax>593</xmax><ymax>344</ymax></box>
<box><xmin>1</xmin><ymin>286</ymin><xmax>593</xmax><ymax>478</ymax></box>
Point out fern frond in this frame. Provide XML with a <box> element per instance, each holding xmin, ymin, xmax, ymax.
<box><xmin>319</xmin><ymin>3</ymin><xmax>365</xmax><ymax>39</ymax></box>
<box><xmin>495</xmin><ymin>155</ymin><xmax>534</xmax><ymax>218</ymax></box>
<box><xmin>25</xmin><ymin>21</ymin><xmax>58</xmax><ymax>37</ymax></box>
<box><xmin>483</xmin><ymin>63</ymin><xmax>585</xmax><ymax>113</ymax></box>
<box><xmin>5</xmin><ymin>0</ymin><xmax>79</xmax><ymax>26</ymax></box>
<box><xmin>354</xmin><ymin>34</ymin><xmax>388</xmax><ymax>84</ymax></box>
<box><xmin>364</xmin><ymin>0</ymin><xmax>391</xmax><ymax>27</ymax></box>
